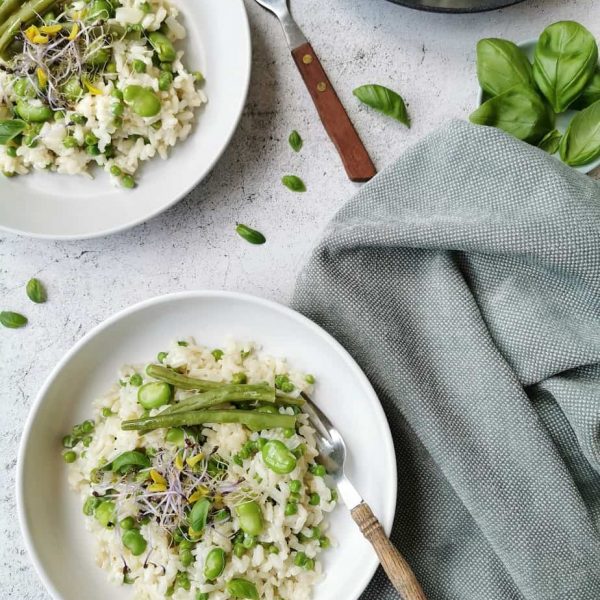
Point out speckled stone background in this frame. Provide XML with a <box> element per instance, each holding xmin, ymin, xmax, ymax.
<box><xmin>1</xmin><ymin>0</ymin><xmax>599</xmax><ymax>597</ymax></box>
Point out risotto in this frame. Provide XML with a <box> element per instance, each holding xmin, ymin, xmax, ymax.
<box><xmin>62</xmin><ymin>338</ymin><xmax>337</xmax><ymax>600</ymax></box>
<box><xmin>0</xmin><ymin>0</ymin><xmax>205</xmax><ymax>187</ymax></box>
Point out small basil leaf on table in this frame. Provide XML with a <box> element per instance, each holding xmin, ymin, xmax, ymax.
<box><xmin>288</xmin><ymin>130</ymin><xmax>303</xmax><ymax>152</ymax></box>
<box><xmin>281</xmin><ymin>175</ymin><xmax>306</xmax><ymax>192</ymax></box>
<box><xmin>533</xmin><ymin>20</ymin><xmax>598</xmax><ymax>113</ymax></box>
<box><xmin>0</xmin><ymin>119</ymin><xmax>26</xmax><ymax>145</ymax></box>
<box><xmin>26</xmin><ymin>278</ymin><xmax>47</xmax><ymax>303</ymax></box>
<box><xmin>0</xmin><ymin>311</ymin><xmax>28</xmax><ymax>328</ymax></box>
<box><xmin>537</xmin><ymin>129</ymin><xmax>563</xmax><ymax>154</ymax></box>
<box><xmin>572</xmin><ymin>68</ymin><xmax>600</xmax><ymax>109</ymax></box>
<box><xmin>559</xmin><ymin>99</ymin><xmax>600</xmax><ymax>166</ymax></box>
<box><xmin>469</xmin><ymin>83</ymin><xmax>555</xmax><ymax>144</ymax></box>
<box><xmin>476</xmin><ymin>38</ymin><xmax>533</xmax><ymax>97</ymax></box>
<box><xmin>236</xmin><ymin>224</ymin><xmax>266</xmax><ymax>245</ymax></box>
<box><xmin>353</xmin><ymin>84</ymin><xmax>410</xmax><ymax>127</ymax></box>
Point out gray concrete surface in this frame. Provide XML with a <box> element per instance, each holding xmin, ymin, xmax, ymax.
<box><xmin>1</xmin><ymin>0</ymin><xmax>598</xmax><ymax>596</ymax></box>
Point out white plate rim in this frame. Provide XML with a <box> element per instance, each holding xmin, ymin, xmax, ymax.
<box><xmin>475</xmin><ymin>37</ymin><xmax>600</xmax><ymax>175</ymax></box>
<box><xmin>0</xmin><ymin>1</ymin><xmax>252</xmax><ymax>241</ymax></box>
<box><xmin>16</xmin><ymin>290</ymin><xmax>398</xmax><ymax>600</ymax></box>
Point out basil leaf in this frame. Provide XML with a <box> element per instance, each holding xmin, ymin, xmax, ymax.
<box><xmin>572</xmin><ymin>68</ymin><xmax>600</xmax><ymax>109</ymax></box>
<box><xmin>560</xmin><ymin>99</ymin><xmax>600</xmax><ymax>166</ymax></box>
<box><xmin>188</xmin><ymin>498</ymin><xmax>211</xmax><ymax>532</ymax></box>
<box><xmin>0</xmin><ymin>311</ymin><xmax>28</xmax><ymax>328</ymax></box>
<box><xmin>533</xmin><ymin>21</ymin><xmax>598</xmax><ymax>113</ymax></box>
<box><xmin>26</xmin><ymin>278</ymin><xmax>47</xmax><ymax>303</ymax></box>
<box><xmin>281</xmin><ymin>175</ymin><xmax>306</xmax><ymax>193</ymax></box>
<box><xmin>0</xmin><ymin>119</ymin><xmax>26</xmax><ymax>145</ymax></box>
<box><xmin>105</xmin><ymin>450</ymin><xmax>151</xmax><ymax>475</ymax></box>
<box><xmin>476</xmin><ymin>38</ymin><xmax>534</xmax><ymax>97</ymax></box>
<box><xmin>470</xmin><ymin>83</ymin><xmax>555</xmax><ymax>144</ymax></box>
<box><xmin>353</xmin><ymin>84</ymin><xmax>410</xmax><ymax>127</ymax></box>
<box><xmin>236</xmin><ymin>224</ymin><xmax>266</xmax><ymax>245</ymax></box>
<box><xmin>537</xmin><ymin>129</ymin><xmax>562</xmax><ymax>154</ymax></box>
<box><xmin>288</xmin><ymin>130</ymin><xmax>303</xmax><ymax>152</ymax></box>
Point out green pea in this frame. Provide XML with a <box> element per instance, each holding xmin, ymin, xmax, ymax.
<box><xmin>157</xmin><ymin>351</ymin><xmax>168</xmax><ymax>363</ymax></box>
<box><xmin>82</xmin><ymin>496</ymin><xmax>101</xmax><ymax>516</ymax></box>
<box><xmin>111</xmin><ymin>89</ymin><xmax>124</xmax><ymax>100</ymax></box>
<box><xmin>203</xmin><ymin>547</ymin><xmax>226</xmax><ymax>580</ymax></box>
<box><xmin>130</xmin><ymin>373</ymin><xmax>143</xmax><ymax>386</ymax></box>
<box><xmin>101</xmin><ymin>407</ymin><xmax>114</xmax><ymax>417</ymax></box>
<box><xmin>158</xmin><ymin>70</ymin><xmax>173</xmax><ymax>91</ymax></box>
<box><xmin>196</xmin><ymin>594</ymin><xmax>209</xmax><ymax>600</ymax></box>
<box><xmin>16</xmin><ymin>100</ymin><xmax>52</xmax><ymax>123</ymax></box>
<box><xmin>63</xmin><ymin>135</ymin><xmax>78</xmax><ymax>148</ymax></box>
<box><xmin>95</xmin><ymin>500</ymin><xmax>116</xmax><ymax>528</ymax></box>
<box><xmin>106</xmin><ymin>62</ymin><xmax>117</xmax><ymax>73</ymax></box>
<box><xmin>138</xmin><ymin>381</ymin><xmax>172</xmax><ymax>409</ymax></box>
<box><xmin>63</xmin><ymin>450</ymin><xmax>77</xmax><ymax>463</ymax></box>
<box><xmin>110</xmin><ymin>165</ymin><xmax>122</xmax><ymax>177</ymax></box>
<box><xmin>232</xmin><ymin>454</ymin><xmax>243</xmax><ymax>467</ymax></box>
<box><xmin>193</xmin><ymin>71</ymin><xmax>204</xmax><ymax>84</ymax></box>
<box><xmin>261</xmin><ymin>440</ymin><xmax>297</xmax><ymax>475</ymax></box>
<box><xmin>84</xmin><ymin>132</ymin><xmax>98</xmax><ymax>147</ymax></box>
<box><xmin>165</xmin><ymin>427</ymin><xmax>185</xmax><ymax>446</ymax></box>
<box><xmin>319</xmin><ymin>536</ymin><xmax>330</xmax><ymax>548</ymax></box>
<box><xmin>13</xmin><ymin>77</ymin><xmax>35</xmax><ymax>98</ymax></box>
<box><xmin>231</xmin><ymin>372</ymin><xmax>247</xmax><ymax>385</ymax></box>
<box><xmin>180</xmin><ymin>548</ymin><xmax>194</xmax><ymax>567</ymax></box>
<box><xmin>121</xmin><ymin>174</ymin><xmax>136</xmax><ymax>189</ymax></box>
<box><xmin>63</xmin><ymin>77</ymin><xmax>83</xmax><ymax>102</ymax></box>
<box><xmin>123</xmin><ymin>85</ymin><xmax>144</xmax><ymax>103</ymax></box>
<box><xmin>267</xmin><ymin>544</ymin><xmax>279</xmax><ymax>554</ymax></box>
<box><xmin>304</xmin><ymin>558</ymin><xmax>315</xmax><ymax>570</ymax></box>
<box><xmin>330</xmin><ymin>488</ymin><xmax>338</xmax><ymax>502</ymax></box>
<box><xmin>283</xmin><ymin>428</ymin><xmax>295</xmax><ymax>438</ymax></box>
<box><xmin>294</xmin><ymin>551</ymin><xmax>308</xmax><ymax>567</ymax></box>
<box><xmin>233</xmin><ymin>543</ymin><xmax>246</xmax><ymax>558</ymax></box>
<box><xmin>148</xmin><ymin>31</ymin><xmax>176</xmax><ymax>62</ymax></box>
<box><xmin>284</xmin><ymin>501</ymin><xmax>297</xmax><ymax>516</ymax></box>
<box><xmin>289</xmin><ymin>480</ymin><xmax>302</xmax><ymax>494</ymax></box>
<box><xmin>309</xmin><ymin>492</ymin><xmax>320</xmax><ymax>506</ymax></box>
<box><xmin>289</xmin><ymin>491</ymin><xmax>300</xmax><ymax>501</ymax></box>
<box><xmin>132</xmin><ymin>59</ymin><xmax>146</xmax><ymax>73</ymax></box>
<box><xmin>227</xmin><ymin>578</ymin><xmax>259</xmax><ymax>600</ymax></box>
<box><xmin>310</xmin><ymin>464</ymin><xmax>326</xmax><ymax>477</ymax></box>
<box><xmin>292</xmin><ymin>443</ymin><xmax>306</xmax><ymax>459</ymax></box>
<box><xmin>175</xmin><ymin>571</ymin><xmax>191</xmax><ymax>591</ymax></box>
<box><xmin>140</xmin><ymin>1</ymin><xmax>151</xmax><ymax>12</ymax></box>
<box><xmin>111</xmin><ymin>102</ymin><xmax>124</xmax><ymax>117</ymax></box>
<box><xmin>241</xmin><ymin>533</ymin><xmax>256</xmax><ymax>549</ymax></box>
<box><xmin>88</xmin><ymin>0</ymin><xmax>114</xmax><ymax>20</ymax></box>
<box><xmin>256</xmin><ymin>437</ymin><xmax>267</xmax><ymax>450</ymax></box>
<box><xmin>54</xmin><ymin>110</ymin><xmax>65</xmax><ymax>121</ymax></box>
<box><xmin>70</xmin><ymin>113</ymin><xmax>86</xmax><ymax>125</ymax></box>
<box><xmin>305</xmin><ymin>374</ymin><xmax>315</xmax><ymax>384</ymax></box>
<box><xmin>86</xmin><ymin>47</ymin><xmax>111</xmax><ymax>66</ymax></box>
<box><xmin>119</xmin><ymin>516</ymin><xmax>135</xmax><ymax>530</ymax></box>
<box><xmin>82</xmin><ymin>435</ymin><xmax>93</xmax><ymax>447</ymax></box>
<box><xmin>122</xmin><ymin>528</ymin><xmax>147</xmax><ymax>556</ymax></box>
<box><xmin>235</xmin><ymin>500</ymin><xmax>263</xmax><ymax>536</ymax></box>
<box><xmin>62</xmin><ymin>434</ymin><xmax>77</xmax><ymax>448</ymax></box>
<box><xmin>280</xmin><ymin>381</ymin><xmax>295</xmax><ymax>393</ymax></box>
<box><xmin>5</xmin><ymin>146</ymin><xmax>17</xmax><ymax>158</ymax></box>
<box><xmin>86</xmin><ymin>144</ymin><xmax>100</xmax><ymax>156</ymax></box>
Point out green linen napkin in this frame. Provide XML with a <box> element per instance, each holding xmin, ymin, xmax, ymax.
<box><xmin>292</xmin><ymin>120</ymin><xmax>600</xmax><ymax>600</ymax></box>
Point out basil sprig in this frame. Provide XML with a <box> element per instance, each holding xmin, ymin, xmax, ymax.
<box><xmin>560</xmin><ymin>99</ymin><xmax>600</xmax><ymax>166</ymax></box>
<box><xmin>288</xmin><ymin>130</ymin><xmax>302</xmax><ymax>152</ymax></box>
<box><xmin>353</xmin><ymin>84</ymin><xmax>410</xmax><ymax>127</ymax></box>
<box><xmin>477</xmin><ymin>38</ymin><xmax>533</xmax><ymax>97</ymax></box>
<box><xmin>0</xmin><ymin>119</ymin><xmax>26</xmax><ymax>145</ymax></box>
<box><xmin>533</xmin><ymin>21</ymin><xmax>598</xmax><ymax>113</ymax></box>
<box><xmin>281</xmin><ymin>175</ymin><xmax>306</xmax><ymax>193</ymax></box>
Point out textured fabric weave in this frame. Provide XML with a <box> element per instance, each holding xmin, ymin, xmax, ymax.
<box><xmin>292</xmin><ymin>120</ymin><xmax>600</xmax><ymax>600</ymax></box>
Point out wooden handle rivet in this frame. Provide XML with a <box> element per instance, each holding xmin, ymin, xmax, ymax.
<box><xmin>316</xmin><ymin>81</ymin><xmax>327</xmax><ymax>92</ymax></box>
<box><xmin>302</xmin><ymin>54</ymin><xmax>313</xmax><ymax>64</ymax></box>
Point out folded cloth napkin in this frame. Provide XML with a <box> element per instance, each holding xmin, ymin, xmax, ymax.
<box><xmin>292</xmin><ymin>120</ymin><xmax>600</xmax><ymax>600</ymax></box>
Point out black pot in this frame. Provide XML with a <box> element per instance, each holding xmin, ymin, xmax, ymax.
<box><xmin>386</xmin><ymin>0</ymin><xmax>525</xmax><ymax>13</ymax></box>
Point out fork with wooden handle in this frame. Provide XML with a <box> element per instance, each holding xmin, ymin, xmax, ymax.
<box><xmin>300</xmin><ymin>392</ymin><xmax>427</xmax><ymax>600</ymax></box>
<box><xmin>252</xmin><ymin>0</ymin><xmax>377</xmax><ymax>182</ymax></box>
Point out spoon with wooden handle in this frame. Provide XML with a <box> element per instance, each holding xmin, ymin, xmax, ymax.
<box><xmin>300</xmin><ymin>392</ymin><xmax>427</xmax><ymax>600</ymax></box>
<box><xmin>252</xmin><ymin>0</ymin><xmax>377</xmax><ymax>182</ymax></box>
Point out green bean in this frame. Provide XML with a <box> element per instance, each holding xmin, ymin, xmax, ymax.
<box><xmin>148</xmin><ymin>31</ymin><xmax>176</xmax><ymax>62</ymax></box>
<box><xmin>16</xmin><ymin>100</ymin><xmax>52</xmax><ymax>123</ymax></box>
<box><xmin>122</xmin><ymin>528</ymin><xmax>147</xmax><ymax>556</ymax></box>
<box><xmin>261</xmin><ymin>440</ymin><xmax>297</xmax><ymax>474</ymax></box>
<box><xmin>138</xmin><ymin>381</ymin><xmax>172</xmax><ymax>409</ymax></box>
<box><xmin>160</xmin><ymin>385</ymin><xmax>276</xmax><ymax>416</ymax></box>
<box><xmin>122</xmin><ymin>409</ymin><xmax>297</xmax><ymax>432</ymax></box>
<box><xmin>227</xmin><ymin>578</ymin><xmax>259</xmax><ymax>600</ymax></box>
<box><xmin>203</xmin><ymin>547</ymin><xmax>226</xmax><ymax>580</ymax></box>
<box><xmin>146</xmin><ymin>364</ymin><xmax>225</xmax><ymax>391</ymax></box>
<box><xmin>235</xmin><ymin>500</ymin><xmax>263</xmax><ymax>536</ymax></box>
<box><xmin>0</xmin><ymin>0</ymin><xmax>24</xmax><ymax>25</ymax></box>
<box><xmin>0</xmin><ymin>0</ymin><xmax>59</xmax><ymax>53</ymax></box>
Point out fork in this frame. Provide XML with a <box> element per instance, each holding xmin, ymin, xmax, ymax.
<box><xmin>252</xmin><ymin>0</ymin><xmax>376</xmax><ymax>182</ymax></box>
<box><xmin>300</xmin><ymin>392</ymin><xmax>427</xmax><ymax>600</ymax></box>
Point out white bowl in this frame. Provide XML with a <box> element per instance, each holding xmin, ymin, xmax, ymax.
<box><xmin>476</xmin><ymin>39</ymin><xmax>600</xmax><ymax>175</ymax></box>
<box><xmin>0</xmin><ymin>0</ymin><xmax>251</xmax><ymax>239</ymax></box>
<box><xmin>17</xmin><ymin>291</ymin><xmax>397</xmax><ymax>600</ymax></box>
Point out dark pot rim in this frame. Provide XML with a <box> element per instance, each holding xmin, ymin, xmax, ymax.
<box><xmin>385</xmin><ymin>0</ymin><xmax>525</xmax><ymax>13</ymax></box>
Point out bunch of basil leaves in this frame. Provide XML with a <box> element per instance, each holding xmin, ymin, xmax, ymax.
<box><xmin>470</xmin><ymin>21</ymin><xmax>600</xmax><ymax>167</ymax></box>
